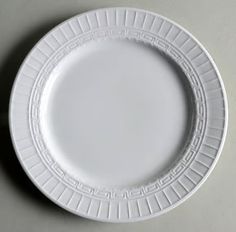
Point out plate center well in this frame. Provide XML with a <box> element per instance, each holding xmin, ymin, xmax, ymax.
<box><xmin>40</xmin><ymin>38</ymin><xmax>193</xmax><ymax>189</ymax></box>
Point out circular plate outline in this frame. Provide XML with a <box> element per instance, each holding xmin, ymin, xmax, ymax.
<box><xmin>9</xmin><ymin>7</ymin><xmax>228</xmax><ymax>222</ymax></box>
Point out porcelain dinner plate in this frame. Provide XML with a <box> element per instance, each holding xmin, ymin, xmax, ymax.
<box><xmin>9</xmin><ymin>8</ymin><xmax>228</xmax><ymax>222</ymax></box>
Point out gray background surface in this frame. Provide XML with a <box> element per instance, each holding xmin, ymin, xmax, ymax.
<box><xmin>0</xmin><ymin>0</ymin><xmax>235</xmax><ymax>231</ymax></box>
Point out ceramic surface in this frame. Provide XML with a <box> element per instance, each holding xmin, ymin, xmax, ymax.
<box><xmin>9</xmin><ymin>8</ymin><xmax>228</xmax><ymax>222</ymax></box>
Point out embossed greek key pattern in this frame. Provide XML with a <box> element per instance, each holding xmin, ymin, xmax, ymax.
<box><xmin>10</xmin><ymin>8</ymin><xmax>227</xmax><ymax>222</ymax></box>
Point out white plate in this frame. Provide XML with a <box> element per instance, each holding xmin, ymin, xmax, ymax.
<box><xmin>9</xmin><ymin>8</ymin><xmax>228</xmax><ymax>222</ymax></box>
